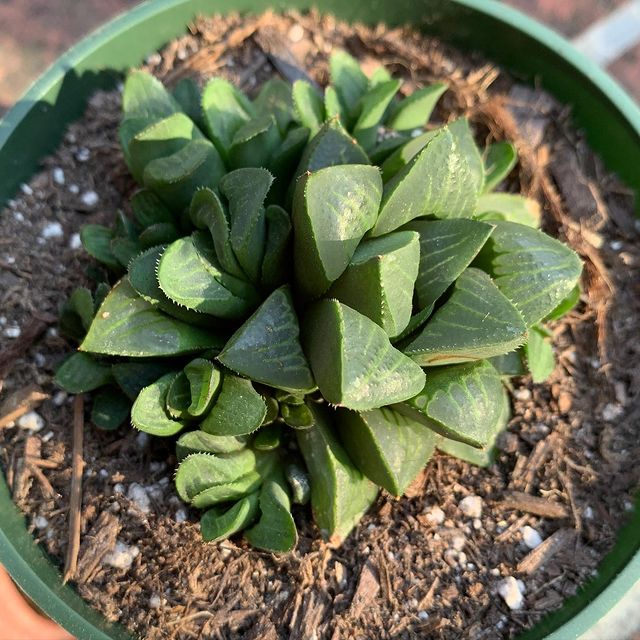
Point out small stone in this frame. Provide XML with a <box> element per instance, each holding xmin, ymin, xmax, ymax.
<box><xmin>41</xmin><ymin>431</ymin><xmax>54</xmax><ymax>443</ymax></box>
<box><xmin>410</xmin><ymin>128</ymin><xmax>423</xmax><ymax>138</ymax></box>
<box><xmin>387</xmin><ymin>551</ymin><xmax>395</xmax><ymax>561</ymax></box>
<box><xmin>497</xmin><ymin>576</ymin><xmax>524</xmax><ymax>610</ymax></box>
<box><xmin>113</xmin><ymin>483</ymin><xmax>125</xmax><ymax>494</ymax></box>
<box><xmin>69</xmin><ymin>233</ymin><xmax>82</xmax><ymax>250</ymax></box>
<box><xmin>33</xmin><ymin>352</ymin><xmax>46</xmax><ymax>367</ymax></box>
<box><xmin>4</xmin><ymin>326</ymin><xmax>21</xmax><ymax>339</ymax></box>
<box><xmin>20</xmin><ymin>183</ymin><xmax>34</xmax><ymax>195</ymax></box>
<box><xmin>457</xmin><ymin>551</ymin><xmax>467</xmax><ymax>565</ymax></box>
<box><xmin>443</xmin><ymin>549</ymin><xmax>459</xmax><ymax>568</ymax></box>
<box><xmin>17</xmin><ymin>411</ymin><xmax>45</xmax><ymax>432</ymax></box>
<box><xmin>418</xmin><ymin>611</ymin><xmax>429</xmax><ymax>621</ymax></box>
<box><xmin>136</xmin><ymin>432</ymin><xmax>150</xmax><ymax>449</ymax></box>
<box><xmin>127</xmin><ymin>483</ymin><xmax>151</xmax><ymax>513</ymax></box>
<box><xmin>174</xmin><ymin>508</ymin><xmax>188</xmax><ymax>523</ymax></box>
<box><xmin>53</xmin><ymin>391</ymin><xmax>67</xmax><ymax>406</ymax></box>
<box><xmin>516</xmin><ymin>579</ymin><xmax>526</xmax><ymax>594</ymax></box>
<box><xmin>424</xmin><ymin>505</ymin><xmax>445</xmax><ymax>525</ymax></box>
<box><xmin>103</xmin><ymin>540</ymin><xmax>140</xmax><ymax>570</ymax></box>
<box><xmin>288</xmin><ymin>24</ymin><xmax>304</xmax><ymax>42</ymax></box>
<box><xmin>521</xmin><ymin>526</ymin><xmax>543</xmax><ymax>549</ymax></box>
<box><xmin>80</xmin><ymin>190</ymin><xmax>99</xmax><ymax>207</ymax></box>
<box><xmin>558</xmin><ymin>392</ymin><xmax>572</xmax><ymax>414</ymax></box>
<box><xmin>0</xmin><ymin>316</ymin><xmax>5</xmax><ymax>325</ymax></box>
<box><xmin>34</xmin><ymin>516</ymin><xmax>49</xmax><ymax>529</ymax></box>
<box><xmin>13</xmin><ymin>211</ymin><xmax>25</xmax><ymax>222</ymax></box>
<box><xmin>466</xmin><ymin>563</ymin><xmax>476</xmax><ymax>571</ymax></box>
<box><xmin>145</xmin><ymin>52</ymin><xmax>162</xmax><ymax>66</ymax></box>
<box><xmin>610</xmin><ymin>240</ymin><xmax>623</xmax><ymax>251</ymax></box>
<box><xmin>146</xmin><ymin>484</ymin><xmax>164</xmax><ymax>501</ymax></box>
<box><xmin>602</xmin><ymin>403</ymin><xmax>623</xmax><ymax>421</ymax></box>
<box><xmin>583</xmin><ymin>506</ymin><xmax>594</xmax><ymax>520</ymax></box>
<box><xmin>219</xmin><ymin>547</ymin><xmax>232</xmax><ymax>560</ymax></box>
<box><xmin>473</xmin><ymin>518</ymin><xmax>482</xmax><ymax>530</ymax></box>
<box><xmin>69</xmin><ymin>184</ymin><xmax>80</xmax><ymax>194</ymax></box>
<box><xmin>41</xmin><ymin>221</ymin><xmax>64</xmax><ymax>239</ymax></box>
<box><xmin>490</xmin><ymin>568</ymin><xmax>500</xmax><ymax>576</ymax></box>
<box><xmin>99</xmin><ymin>469</ymin><xmax>109</xmax><ymax>479</ymax></box>
<box><xmin>459</xmin><ymin>495</ymin><xmax>483</xmax><ymax>519</ymax></box>
<box><xmin>149</xmin><ymin>461</ymin><xmax>166</xmax><ymax>473</ymax></box>
<box><xmin>335</xmin><ymin>561</ymin><xmax>347</xmax><ymax>588</ymax></box>
<box><xmin>52</xmin><ymin>168</ymin><xmax>65</xmax><ymax>185</ymax></box>
<box><xmin>451</xmin><ymin>535</ymin><xmax>466</xmax><ymax>551</ymax></box>
<box><xmin>75</xmin><ymin>147</ymin><xmax>91</xmax><ymax>162</ymax></box>
<box><xmin>148</xmin><ymin>595</ymin><xmax>162</xmax><ymax>609</ymax></box>
<box><xmin>514</xmin><ymin>388</ymin><xmax>531</xmax><ymax>401</ymax></box>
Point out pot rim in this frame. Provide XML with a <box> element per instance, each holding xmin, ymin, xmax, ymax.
<box><xmin>0</xmin><ymin>1</ymin><xmax>638</xmax><ymax>639</ymax></box>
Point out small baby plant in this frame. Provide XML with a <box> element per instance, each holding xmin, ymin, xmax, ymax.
<box><xmin>55</xmin><ymin>51</ymin><xmax>582</xmax><ymax>552</ymax></box>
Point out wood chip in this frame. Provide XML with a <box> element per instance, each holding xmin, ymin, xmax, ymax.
<box><xmin>0</xmin><ymin>385</ymin><xmax>49</xmax><ymax>428</ymax></box>
<box><xmin>12</xmin><ymin>436</ymin><xmax>41</xmax><ymax>504</ymax></box>
<box><xmin>517</xmin><ymin>529</ymin><xmax>576</xmax><ymax>574</ymax></box>
<box><xmin>349</xmin><ymin>561</ymin><xmax>380</xmax><ymax>619</ymax></box>
<box><xmin>76</xmin><ymin>511</ymin><xmax>121</xmax><ymax>583</ymax></box>
<box><xmin>499</xmin><ymin>492</ymin><xmax>569</xmax><ymax>519</ymax></box>
<box><xmin>63</xmin><ymin>394</ymin><xmax>85</xmax><ymax>583</ymax></box>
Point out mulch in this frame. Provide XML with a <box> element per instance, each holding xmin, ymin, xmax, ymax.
<box><xmin>1</xmin><ymin>10</ymin><xmax>639</xmax><ymax>640</ymax></box>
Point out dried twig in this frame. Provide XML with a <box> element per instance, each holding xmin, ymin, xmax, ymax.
<box><xmin>63</xmin><ymin>394</ymin><xmax>84</xmax><ymax>583</ymax></box>
<box><xmin>498</xmin><ymin>492</ymin><xmax>569</xmax><ymax>519</ymax></box>
<box><xmin>0</xmin><ymin>386</ymin><xmax>49</xmax><ymax>428</ymax></box>
<box><xmin>517</xmin><ymin>529</ymin><xmax>576</xmax><ymax>574</ymax></box>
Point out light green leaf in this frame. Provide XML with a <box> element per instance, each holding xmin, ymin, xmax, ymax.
<box><xmin>545</xmin><ymin>284</ymin><xmax>580</xmax><ymax>321</ymax></box>
<box><xmin>404</xmin><ymin>268</ymin><xmax>527</xmax><ymax>366</ymax></box>
<box><xmin>371</xmin><ymin>127</ymin><xmax>479</xmax><ymax>236</ymax></box>
<box><xmin>131</xmin><ymin>372</ymin><xmax>185</xmax><ymax>437</ymax></box>
<box><xmin>200</xmin><ymin>373</ymin><xmax>267</xmax><ymax>436</ymax></box>
<box><xmin>191</xmin><ymin>470</ymin><xmax>263</xmax><ymax>508</ymax></box>
<box><xmin>353</xmin><ymin>79</ymin><xmax>401</xmax><ymax>151</ymax></box>
<box><xmin>280</xmin><ymin>403</ymin><xmax>315</xmax><ymax>429</ymax></box>
<box><xmin>303</xmin><ymin>300</ymin><xmax>425</xmax><ymax>410</ymax></box>
<box><xmin>328</xmin><ymin>231</ymin><xmax>420</xmax><ymax>337</ymax></box>
<box><xmin>380</xmin><ymin>130</ymin><xmax>438</xmax><ymax>182</ymax></box>
<box><xmin>324</xmin><ymin>85</ymin><xmax>345</xmax><ymax>122</ymax></box>
<box><xmin>91</xmin><ymin>388</ymin><xmax>131</xmax><ymax>431</ymax></box>
<box><xmin>329</xmin><ymin>50</ymin><xmax>368</xmax><ymax>124</ymax></box>
<box><xmin>201</xmin><ymin>492</ymin><xmax>260</xmax><ymax>542</ymax></box>
<box><xmin>448</xmin><ymin>117</ymin><xmax>484</xmax><ymax>193</ymax></box>
<box><xmin>253</xmin><ymin>424</ymin><xmax>282</xmax><ymax>451</ymax></box>
<box><xmin>475</xmin><ymin>221</ymin><xmax>583</xmax><ymax>326</ymax></box>
<box><xmin>396</xmin><ymin>360</ymin><xmax>504</xmax><ymax>447</ymax></box>
<box><xmin>293</xmin><ymin>164</ymin><xmax>382</xmax><ymax>298</ymax></box>
<box><xmin>176</xmin><ymin>430</ymin><xmax>249</xmax><ymax>459</ymax></box>
<box><xmin>337</xmin><ymin>407</ymin><xmax>436</xmax><ymax>496</ymax></box>
<box><xmin>68</xmin><ymin>287</ymin><xmax>95</xmax><ymax>331</ymax></box>
<box><xmin>524</xmin><ymin>324</ymin><xmax>555</xmax><ymax>383</ymax></box>
<box><xmin>253</xmin><ymin>77</ymin><xmax>293</xmax><ymax>133</ymax></box>
<box><xmin>184</xmin><ymin>358</ymin><xmax>222</xmax><ymax>418</ymax></box>
<box><xmin>386</xmin><ymin>82</ymin><xmax>448</xmax><ymax>132</ymax></box>
<box><xmin>475</xmin><ymin>193</ymin><xmax>541</xmax><ymax>228</ymax></box>
<box><xmin>483</xmin><ymin>141</ymin><xmax>518</xmax><ymax>192</ymax></box>
<box><xmin>292</xmin><ymin>80</ymin><xmax>324</xmax><ymax>134</ymax></box>
<box><xmin>55</xmin><ymin>352</ymin><xmax>112</xmax><ymax>393</ymax></box>
<box><xmin>122</xmin><ymin>70</ymin><xmax>180</xmax><ymax>121</ymax></box>
<box><xmin>80</xmin><ymin>279</ymin><xmax>223</xmax><ymax>357</ymax></box>
<box><xmin>218</xmin><ymin>286</ymin><xmax>315</xmax><ymax>393</ymax></box>
<box><xmin>228</xmin><ymin>114</ymin><xmax>281</xmax><ymax>170</ymax></box>
<box><xmin>296</xmin><ymin>403</ymin><xmax>378</xmax><ymax>543</ymax></box>
<box><xmin>407</xmin><ymin>218</ymin><xmax>494</xmax><ymax>311</ymax></box>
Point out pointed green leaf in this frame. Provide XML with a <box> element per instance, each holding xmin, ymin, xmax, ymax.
<box><xmin>254</xmin><ymin>77</ymin><xmax>294</xmax><ymax>133</ymax></box>
<box><xmin>294</xmin><ymin>119</ymin><xmax>369</xmax><ymax>179</ymax></box>
<box><xmin>172</xmin><ymin>77</ymin><xmax>204</xmax><ymax>129</ymax></box>
<box><xmin>524</xmin><ymin>324</ymin><xmax>555</xmax><ymax>383</ymax></box>
<box><xmin>137</xmin><ymin>223</ymin><xmax>179</xmax><ymax>249</ymax></box>
<box><xmin>475</xmin><ymin>193</ymin><xmax>540</xmax><ymax>228</ymax></box>
<box><xmin>369</xmin><ymin>66</ymin><xmax>392</xmax><ymax>87</ymax></box>
<box><xmin>80</xmin><ymin>225</ymin><xmax>122</xmax><ymax>272</ymax></box>
<box><xmin>372</xmin><ymin>127</ymin><xmax>479</xmax><ymax>236</ymax></box>
<box><xmin>296</xmin><ymin>403</ymin><xmax>378</xmax><ymax>543</ymax></box>
<box><xmin>407</xmin><ymin>219</ymin><xmax>494</xmax><ymax>311</ymax></box>
<box><xmin>110</xmin><ymin>237</ymin><xmax>142</xmax><ymax>269</ymax></box>
<box><xmin>201</xmin><ymin>78</ymin><xmax>254</xmax><ymax>157</ymax></box>
<box><xmin>324</xmin><ymin>85</ymin><xmax>345</xmax><ymax>122</ymax></box>
<box><xmin>329</xmin><ymin>50</ymin><xmax>368</xmax><ymax>124</ymax></box>
<box><xmin>131</xmin><ymin>189</ymin><xmax>175</xmax><ymax>228</ymax></box>
<box><xmin>261</xmin><ymin>205</ymin><xmax>292</xmax><ymax>289</ymax></box>
<box><xmin>368</xmin><ymin>135</ymin><xmax>409</xmax><ymax>165</ymax></box>
<box><xmin>91</xmin><ymin>388</ymin><xmax>131</xmax><ymax>431</ymax></box>
<box><xmin>483</xmin><ymin>141</ymin><xmax>518</xmax><ymax>192</ymax></box>
<box><xmin>200</xmin><ymin>374</ymin><xmax>267</xmax><ymax>436</ymax></box>
<box><xmin>280</xmin><ymin>402</ymin><xmax>315</xmax><ymax>429</ymax></box>
<box><xmin>396</xmin><ymin>359</ymin><xmax>504</xmax><ymax>447</ymax></box>
<box><xmin>380</xmin><ymin>130</ymin><xmax>438</xmax><ymax>182</ymax></box>
<box><xmin>244</xmin><ymin>472</ymin><xmax>298</xmax><ymax>553</ymax></box>
<box><xmin>80</xmin><ymin>279</ymin><xmax>223</xmax><ymax>357</ymax></box>
<box><xmin>448</xmin><ymin>117</ymin><xmax>484</xmax><ymax>193</ymax></box>
<box><xmin>176</xmin><ymin>430</ymin><xmax>249</xmax><ymax>459</ymax></box>
<box><xmin>269</xmin><ymin>127</ymin><xmax>309</xmax><ymax>197</ymax></box>
<box><xmin>545</xmin><ymin>284</ymin><xmax>580</xmax><ymax>321</ymax></box>
<box><xmin>68</xmin><ymin>287</ymin><xmax>95</xmax><ymax>330</ymax></box>
<box><xmin>166</xmin><ymin>371</ymin><xmax>192</xmax><ymax>419</ymax></box>
<box><xmin>293</xmin><ymin>164</ymin><xmax>382</xmax><ymax>298</ymax></box>
<box><xmin>220</xmin><ymin>168</ymin><xmax>273</xmax><ymax>283</ymax></box>
<box><xmin>353</xmin><ymin>79</ymin><xmax>401</xmax><ymax>151</ymax></box>
<box><xmin>292</xmin><ymin>80</ymin><xmax>324</xmax><ymax>134</ymax></box>
<box><xmin>191</xmin><ymin>470</ymin><xmax>263</xmax><ymax>508</ymax></box>
<box><xmin>157</xmin><ymin>235</ymin><xmax>257</xmax><ymax>319</ymax></box>
<box><xmin>253</xmin><ymin>423</ymin><xmax>282</xmax><ymax>451</ymax></box>
<box><xmin>112</xmin><ymin>361</ymin><xmax>176</xmax><ymax>400</ymax></box>
<box><xmin>184</xmin><ymin>358</ymin><xmax>222</xmax><ymax>418</ymax></box>
<box><xmin>303</xmin><ymin>300</ymin><xmax>425</xmax><ymax>410</ymax></box>
<box><xmin>122</xmin><ymin>70</ymin><xmax>180</xmax><ymax>121</ymax></box>
<box><xmin>404</xmin><ymin>268</ymin><xmax>527</xmax><ymax>365</ymax></box>
<box><xmin>175</xmin><ymin>449</ymin><xmax>257</xmax><ymax>501</ymax></box>
<box><xmin>337</xmin><ymin>406</ymin><xmax>436</xmax><ymax>496</ymax></box>
<box><xmin>489</xmin><ymin>351</ymin><xmax>526</xmax><ymax>376</ymax></box>
<box><xmin>386</xmin><ymin>82</ymin><xmax>448</xmax><ymax>132</ymax></box>
<box><xmin>143</xmin><ymin>139</ymin><xmax>225</xmax><ymax>211</ymax></box>
<box><xmin>201</xmin><ymin>492</ymin><xmax>261</xmax><ymax>542</ymax></box>
<box><xmin>328</xmin><ymin>231</ymin><xmax>420</xmax><ymax>337</ymax></box>
<box><xmin>55</xmin><ymin>352</ymin><xmax>112</xmax><ymax>393</ymax></box>
<box><xmin>218</xmin><ymin>286</ymin><xmax>315</xmax><ymax>393</ymax></box>
<box><xmin>131</xmin><ymin>372</ymin><xmax>185</xmax><ymax>437</ymax></box>
<box><xmin>475</xmin><ymin>221</ymin><xmax>583</xmax><ymax>326</ymax></box>
<box><xmin>228</xmin><ymin>114</ymin><xmax>281</xmax><ymax>170</ymax></box>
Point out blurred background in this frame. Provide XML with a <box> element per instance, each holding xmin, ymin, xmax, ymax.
<box><xmin>0</xmin><ymin>0</ymin><xmax>639</xmax><ymax>116</ymax></box>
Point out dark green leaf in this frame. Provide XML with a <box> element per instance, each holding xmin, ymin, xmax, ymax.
<box><xmin>254</xmin><ymin>77</ymin><xmax>294</xmax><ymax>134</ymax></box>
<box><xmin>261</xmin><ymin>205</ymin><xmax>292</xmax><ymax>289</ymax></box>
<box><xmin>80</xmin><ymin>225</ymin><xmax>122</xmax><ymax>272</ymax></box>
<box><xmin>285</xmin><ymin>463</ymin><xmax>311</xmax><ymax>504</ymax></box>
<box><xmin>483</xmin><ymin>141</ymin><xmax>518</xmax><ymax>192</ymax></box>
<box><xmin>191</xmin><ymin>470</ymin><xmax>263</xmax><ymax>508</ymax></box>
<box><xmin>448</xmin><ymin>117</ymin><xmax>484</xmax><ymax>193</ymax></box>
<box><xmin>91</xmin><ymin>388</ymin><xmax>131</xmax><ymax>430</ymax></box>
<box><xmin>281</xmin><ymin>403</ymin><xmax>315</xmax><ymax>429</ymax></box>
<box><xmin>69</xmin><ymin>287</ymin><xmax>95</xmax><ymax>330</ymax></box>
<box><xmin>201</xmin><ymin>492</ymin><xmax>260</xmax><ymax>542</ymax></box>
<box><xmin>130</xmin><ymin>189</ymin><xmax>174</xmax><ymax>228</ymax></box>
<box><xmin>172</xmin><ymin>77</ymin><xmax>204</xmax><ymax>129</ymax></box>
<box><xmin>137</xmin><ymin>222</ymin><xmax>179</xmax><ymax>249</ymax></box>
<box><xmin>475</xmin><ymin>193</ymin><xmax>540</xmax><ymax>228</ymax></box>
<box><xmin>131</xmin><ymin>372</ymin><xmax>185</xmax><ymax>436</ymax></box>
<box><xmin>337</xmin><ymin>407</ymin><xmax>436</xmax><ymax>496</ymax></box>
<box><xmin>292</xmin><ymin>80</ymin><xmax>324</xmax><ymax>134</ymax></box>
<box><xmin>112</xmin><ymin>360</ymin><xmax>176</xmax><ymax>400</ymax></box>
<box><xmin>228</xmin><ymin>114</ymin><xmax>281</xmax><ymax>170</ymax></box>
<box><xmin>488</xmin><ymin>351</ymin><xmax>526</xmax><ymax>376</ymax></box>
<box><xmin>368</xmin><ymin>135</ymin><xmax>409</xmax><ymax>165</ymax></box>
<box><xmin>329</xmin><ymin>50</ymin><xmax>368</xmax><ymax>124</ymax></box>
<box><xmin>55</xmin><ymin>352</ymin><xmax>112</xmax><ymax>393</ymax></box>
<box><xmin>404</xmin><ymin>268</ymin><xmax>527</xmax><ymax>365</ymax></box>
<box><xmin>166</xmin><ymin>371</ymin><xmax>192</xmax><ymax>419</ymax></box>
<box><xmin>545</xmin><ymin>284</ymin><xmax>580</xmax><ymax>321</ymax></box>
<box><xmin>386</xmin><ymin>82</ymin><xmax>448</xmax><ymax>132</ymax></box>
<box><xmin>184</xmin><ymin>358</ymin><xmax>222</xmax><ymax>417</ymax></box>
<box><xmin>110</xmin><ymin>237</ymin><xmax>142</xmax><ymax>269</ymax></box>
<box><xmin>176</xmin><ymin>430</ymin><xmax>249</xmax><ymax>459</ymax></box>
<box><xmin>253</xmin><ymin>423</ymin><xmax>282</xmax><ymax>450</ymax></box>
<box><xmin>524</xmin><ymin>325</ymin><xmax>555</xmax><ymax>383</ymax></box>
<box><xmin>353</xmin><ymin>79</ymin><xmax>401</xmax><ymax>151</ymax></box>
<box><xmin>303</xmin><ymin>300</ymin><xmax>425</xmax><ymax>410</ymax></box>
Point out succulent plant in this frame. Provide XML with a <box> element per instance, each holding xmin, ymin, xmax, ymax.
<box><xmin>56</xmin><ymin>51</ymin><xmax>582</xmax><ymax>552</ymax></box>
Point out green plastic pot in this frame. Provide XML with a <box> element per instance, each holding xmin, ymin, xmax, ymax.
<box><xmin>0</xmin><ymin>1</ymin><xmax>638</xmax><ymax>638</ymax></box>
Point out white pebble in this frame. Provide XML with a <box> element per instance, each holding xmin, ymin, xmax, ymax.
<box><xmin>41</xmin><ymin>221</ymin><xmax>64</xmax><ymax>239</ymax></box>
<box><xmin>424</xmin><ymin>505</ymin><xmax>445</xmax><ymax>525</ymax></box>
<box><xmin>4</xmin><ymin>255</ymin><xmax>15</xmax><ymax>264</ymax></box>
<box><xmin>69</xmin><ymin>233</ymin><xmax>82</xmax><ymax>250</ymax></box>
<box><xmin>68</xmin><ymin>184</ymin><xmax>80</xmax><ymax>194</ymax></box>
<box><xmin>103</xmin><ymin>540</ymin><xmax>140</xmax><ymax>570</ymax></box>
<box><xmin>602</xmin><ymin>403</ymin><xmax>623</xmax><ymax>421</ymax></box>
<box><xmin>99</xmin><ymin>469</ymin><xmax>109</xmax><ymax>479</ymax></box>
<box><xmin>34</xmin><ymin>516</ymin><xmax>49</xmax><ymax>529</ymax></box>
<box><xmin>490</xmin><ymin>568</ymin><xmax>501</xmax><ymax>576</ymax></box>
<box><xmin>451</xmin><ymin>535</ymin><xmax>466</xmax><ymax>551</ymax></box>
<box><xmin>521</xmin><ymin>526</ymin><xmax>543</xmax><ymax>549</ymax></box>
<box><xmin>459</xmin><ymin>495</ymin><xmax>483</xmax><ymax>519</ymax></box>
<box><xmin>148</xmin><ymin>595</ymin><xmax>162</xmax><ymax>609</ymax></box>
<box><xmin>0</xmin><ymin>316</ymin><xmax>5</xmax><ymax>325</ymax></box>
<box><xmin>418</xmin><ymin>611</ymin><xmax>429</xmax><ymax>621</ymax></box>
<box><xmin>517</xmin><ymin>579</ymin><xmax>526</xmax><ymax>594</ymax></box>
<box><xmin>610</xmin><ymin>240</ymin><xmax>623</xmax><ymax>251</ymax></box>
<box><xmin>41</xmin><ymin>431</ymin><xmax>54</xmax><ymax>443</ymax></box>
<box><xmin>113</xmin><ymin>483</ymin><xmax>125</xmax><ymax>494</ymax></box>
<box><xmin>17</xmin><ymin>411</ymin><xmax>45</xmax><ymax>432</ymax></box>
<box><xmin>158</xmin><ymin>476</ymin><xmax>170</xmax><ymax>487</ymax></box>
<box><xmin>20</xmin><ymin>183</ymin><xmax>33</xmax><ymax>195</ymax></box>
<box><xmin>80</xmin><ymin>190</ymin><xmax>99</xmax><ymax>207</ymax></box>
<box><xmin>583</xmin><ymin>506</ymin><xmax>594</xmax><ymax>520</ymax></box>
<box><xmin>174</xmin><ymin>508</ymin><xmax>188</xmax><ymax>523</ymax></box>
<box><xmin>149</xmin><ymin>461</ymin><xmax>166</xmax><ymax>473</ymax></box>
<box><xmin>145</xmin><ymin>53</ymin><xmax>162</xmax><ymax>66</ymax></box>
<box><xmin>53</xmin><ymin>390</ymin><xmax>67</xmax><ymax>406</ymax></box>
<box><xmin>514</xmin><ymin>388</ymin><xmax>532</xmax><ymax>401</ymax></box>
<box><xmin>136</xmin><ymin>432</ymin><xmax>150</xmax><ymax>449</ymax></box>
<box><xmin>13</xmin><ymin>211</ymin><xmax>25</xmax><ymax>222</ymax></box>
<box><xmin>75</xmin><ymin>147</ymin><xmax>90</xmax><ymax>162</ymax></box>
<box><xmin>497</xmin><ymin>576</ymin><xmax>525</xmax><ymax>610</ymax></box>
<box><xmin>34</xmin><ymin>353</ymin><xmax>46</xmax><ymax>367</ymax></box>
<box><xmin>146</xmin><ymin>483</ymin><xmax>164</xmax><ymax>502</ymax></box>
<box><xmin>410</xmin><ymin>128</ymin><xmax>423</xmax><ymax>138</ymax></box>
<box><xmin>288</xmin><ymin>24</ymin><xmax>304</xmax><ymax>42</ymax></box>
<box><xmin>473</xmin><ymin>518</ymin><xmax>483</xmax><ymax>530</ymax></box>
<box><xmin>52</xmin><ymin>168</ymin><xmax>65</xmax><ymax>185</ymax></box>
<box><xmin>4</xmin><ymin>326</ymin><xmax>21</xmax><ymax>339</ymax></box>
<box><xmin>127</xmin><ymin>483</ymin><xmax>151</xmax><ymax>513</ymax></box>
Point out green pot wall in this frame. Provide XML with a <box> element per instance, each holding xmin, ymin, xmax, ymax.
<box><xmin>0</xmin><ymin>1</ymin><xmax>638</xmax><ymax>639</ymax></box>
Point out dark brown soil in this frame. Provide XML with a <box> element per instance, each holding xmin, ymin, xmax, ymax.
<box><xmin>1</xmin><ymin>11</ymin><xmax>639</xmax><ymax>640</ymax></box>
